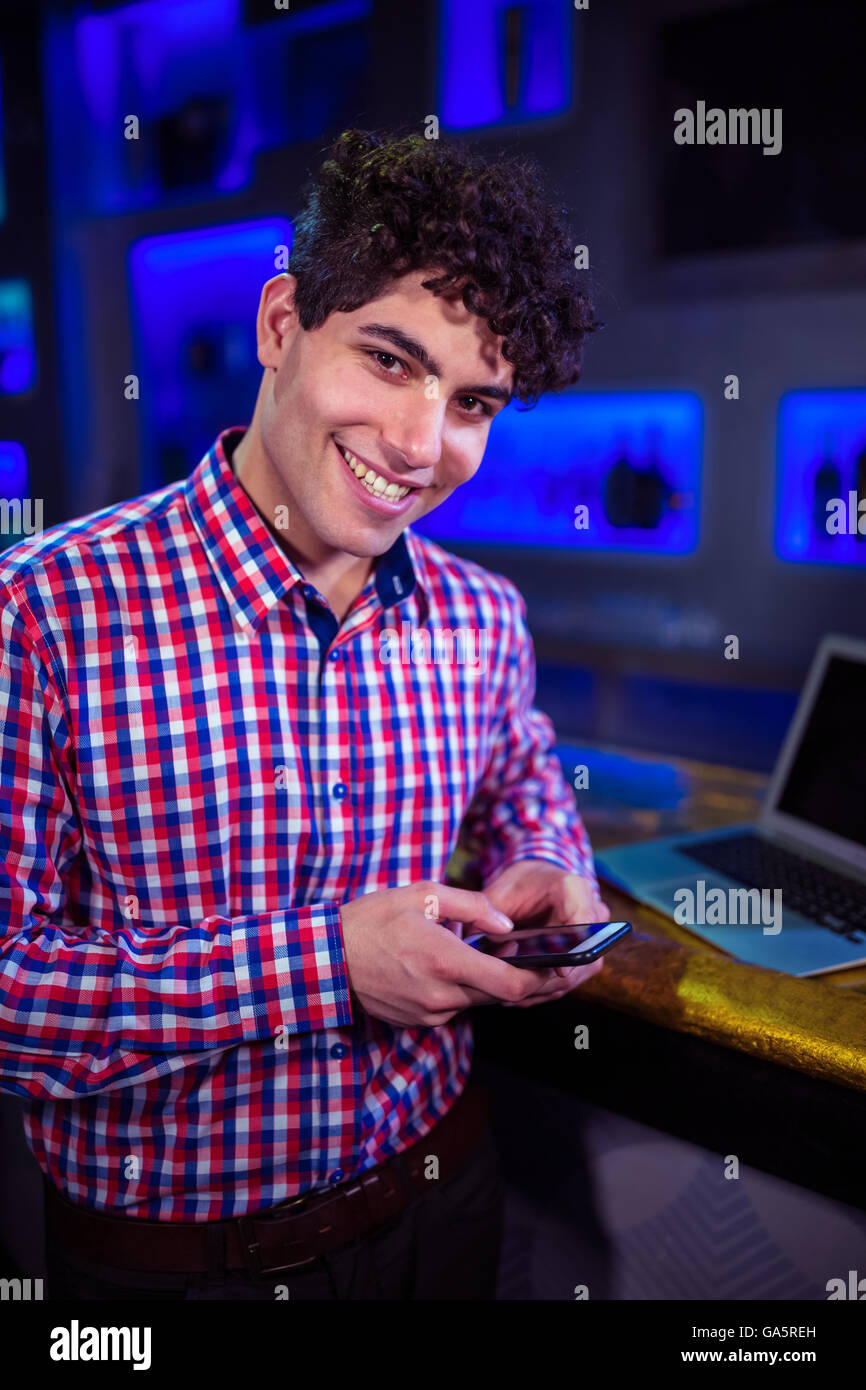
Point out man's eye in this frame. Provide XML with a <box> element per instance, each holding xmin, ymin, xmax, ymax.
<box><xmin>458</xmin><ymin>395</ymin><xmax>491</xmax><ymax>417</ymax></box>
<box><xmin>370</xmin><ymin>350</ymin><xmax>402</xmax><ymax>373</ymax></box>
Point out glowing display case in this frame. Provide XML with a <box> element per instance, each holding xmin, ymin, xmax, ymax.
<box><xmin>0</xmin><ymin>280</ymin><xmax>37</xmax><ymax>396</ymax></box>
<box><xmin>438</xmin><ymin>0</ymin><xmax>574</xmax><ymax>131</ymax></box>
<box><xmin>775</xmin><ymin>390</ymin><xmax>866</xmax><ymax>566</ymax></box>
<box><xmin>44</xmin><ymin>0</ymin><xmax>371</xmax><ymax>214</ymax></box>
<box><xmin>0</xmin><ymin>441</ymin><xmax>32</xmax><ymax>552</ymax></box>
<box><xmin>128</xmin><ymin>217</ymin><xmax>292</xmax><ymax>487</ymax></box>
<box><xmin>415</xmin><ymin>391</ymin><xmax>703</xmax><ymax>554</ymax></box>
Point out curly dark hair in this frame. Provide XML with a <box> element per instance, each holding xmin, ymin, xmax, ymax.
<box><xmin>287</xmin><ymin>129</ymin><xmax>601</xmax><ymax>407</ymax></box>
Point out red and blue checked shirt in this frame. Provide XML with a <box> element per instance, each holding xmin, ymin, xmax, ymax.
<box><xmin>0</xmin><ymin>426</ymin><xmax>596</xmax><ymax>1220</ymax></box>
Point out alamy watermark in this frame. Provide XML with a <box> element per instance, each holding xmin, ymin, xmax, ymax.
<box><xmin>1</xmin><ymin>1276</ymin><xmax>44</xmax><ymax>1299</ymax></box>
<box><xmin>825</xmin><ymin>492</ymin><xmax>866</xmax><ymax>535</ymax></box>
<box><xmin>378</xmin><ymin>621</ymin><xmax>489</xmax><ymax>673</ymax></box>
<box><xmin>674</xmin><ymin>102</ymin><xmax>782</xmax><ymax>157</ymax></box>
<box><xmin>0</xmin><ymin>497</ymin><xmax>43</xmax><ymax>536</ymax></box>
<box><xmin>674</xmin><ymin>879</ymin><xmax>782</xmax><ymax>935</ymax></box>
<box><xmin>49</xmin><ymin>1321</ymin><xmax>151</xmax><ymax>1370</ymax></box>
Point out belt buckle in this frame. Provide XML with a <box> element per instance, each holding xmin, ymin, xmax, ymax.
<box><xmin>237</xmin><ymin>1213</ymin><xmax>319</xmax><ymax>1278</ymax></box>
<box><xmin>238</xmin><ymin>1192</ymin><xmax>318</xmax><ymax>1278</ymax></box>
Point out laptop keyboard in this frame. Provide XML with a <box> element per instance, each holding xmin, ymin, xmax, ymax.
<box><xmin>679</xmin><ymin>833</ymin><xmax>866</xmax><ymax>941</ymax></box>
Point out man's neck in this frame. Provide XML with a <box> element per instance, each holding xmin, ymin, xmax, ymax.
<box><xmin>229</xmin><ymin>427</ymin><xmax>374</xmax><ymax>624</ymax></box>
<box><xmin>306</xmin><ymin>552</ymin><xmax>375</xmax><ymax>625</ymax></box>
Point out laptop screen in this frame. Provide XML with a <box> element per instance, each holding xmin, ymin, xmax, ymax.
<box><xmin>775</xmin><ymin>655</ymin><xmax>866</xmax><ymax>848</ymax></box>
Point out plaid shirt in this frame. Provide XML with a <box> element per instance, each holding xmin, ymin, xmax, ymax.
<box><xmin>0</xmin><ymin>426</ymin><xmax>596</xmax><ymax>1220</ymax></box>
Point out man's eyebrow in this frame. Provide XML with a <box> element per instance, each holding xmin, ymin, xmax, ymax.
<box><xmin>357</xmin><ymin>322</ymin><xmax>512</xmax><ymax>407</ymax></box>
<box><xmin>460</xmin><ymin>381</ymin><xmax>512</xmax><ymax>406</ymax></box>
<box><xmin>358</xmin><ymin>323</ymin><xmax>442</xmax><ymax>377</ymax></box>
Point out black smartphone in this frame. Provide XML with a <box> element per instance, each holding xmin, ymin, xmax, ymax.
<box><xmin>466</xmin><ymin>920</ymin><xmax>632</xmax><ymax>969</ymax></box>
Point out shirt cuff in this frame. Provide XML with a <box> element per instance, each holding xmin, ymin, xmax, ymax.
<box><xmin>480</xmin><ymin>839</ymin><xmax>599</xmax><ymax>890</ymax></box>
<box><xmin>232</xmin><ymin>902</ymin><xmax>353</xmax><ymax>1039</ymax></box>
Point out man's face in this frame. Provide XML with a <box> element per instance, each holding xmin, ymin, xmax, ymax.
<box><xmin>257</xmin><ymin>269</ymin><xmax>513</xmax><ymax>558</ymax></box>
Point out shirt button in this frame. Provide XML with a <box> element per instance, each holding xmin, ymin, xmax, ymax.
<box><xmin>332</xmin><ymin>782</ymin><xmax>347</xmax><ymax>800</ymax></box>
<box><xmin>329</xmin><ymin>649</ymin><xmax>341</xmax><ymax>662</ymax></box>
<box><xmin>329</xmin><ymin>1169</ymin><xmax>345</xmax><ymax>1186</ymax></box>
<box><xmin>330</xmin><ymin>1043</ymin><xmax>347</xmax><ymax>1059</ymax></box>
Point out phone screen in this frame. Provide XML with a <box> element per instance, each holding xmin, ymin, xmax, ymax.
<box><xmin>468</xmin><ymin>920</ymin><xmax>631</xmax><ymax>966</ymax></box>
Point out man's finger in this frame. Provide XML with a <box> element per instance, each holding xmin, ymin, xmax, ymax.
<box><xmin>429</xmin><ymin>884</ymin><xmax>514</xmax><ymax>935</ymax></box>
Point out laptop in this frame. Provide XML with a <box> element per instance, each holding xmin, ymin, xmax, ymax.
<box><xmin>595</xmin><ymin>634</ymin><xmax>866</xmax><ymax>977</ymax></box>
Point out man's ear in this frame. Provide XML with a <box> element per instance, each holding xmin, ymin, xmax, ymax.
<box><xmin>256</xmin><ymin>273</ymin><xmax>300</xmax><ymax>370</ymax></box>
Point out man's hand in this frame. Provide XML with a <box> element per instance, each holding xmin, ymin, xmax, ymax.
<box><xmin>339</xmin><ymin>881</ymin><xmax>579</xmax><ymax>1028</ymax></box>
<box><xmin>482</xmin><ymin>860</ymin><xmax>611</xmax><ymax>1008</ymax></box>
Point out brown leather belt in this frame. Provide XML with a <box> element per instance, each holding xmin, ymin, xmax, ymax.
<box><xmin>45</xmin><ymin>1082</ymin><xmax>491</xmax><ymax>1278</ymax></box>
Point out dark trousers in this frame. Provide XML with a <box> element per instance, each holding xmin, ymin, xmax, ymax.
<box><xmin>46</xmin><ymin>1131</ymin><xmax>504</xmax><ymax>1301</ymax></box>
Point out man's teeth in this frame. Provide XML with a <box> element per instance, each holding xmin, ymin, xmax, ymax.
<box><xmin>338</xmin><ymin>445</ymin><xmax>411</xmax><ymax>500</ymax></box>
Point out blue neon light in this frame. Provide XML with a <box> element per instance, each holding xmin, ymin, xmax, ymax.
<box><xmin>0</xmin><ymin>280</ymin><xmax>37</xmax><ymax>396</ymax></box>
<box><xmin>555</xmin><ymin>743</ymin><xmax>688</xmax><ymax>811</ymax></box>
<box><xmin>44</xmin><ymin>0</ymin><xmax>372</xmax><ymax>214</ymax></box>
<box><xmin>128</xmin><ymin>217</ymin><xmax>292</xmax><ymax>489</ymax></box>
<box><xmin>439</xmin><ymin>0</ymin><xmax>574</xmax><ymax>130</ymax></box>
<box><xmin>415</xmin><ymin>391</ymin><xmax>703</xmax><ymax>553</ymax></box>
<box><xmin>0</xmin><ymin>441</ymin><xmax>28</xmax><ymax>498</ymax></box>
<box><xmin>775</xmin><ymin>390</ymin><xmax>866</xmax><ymax>566</ymax></box>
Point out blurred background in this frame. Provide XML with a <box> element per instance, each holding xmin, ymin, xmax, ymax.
<box><xmin>1</xmin><ymin>0</ymin><xmax>865</xmax><ymax>1300</ymax></box>
<box><xmin>1</xmin><ymin>0</ymin><xmax>864</xmax><ymax>775</ymax></box>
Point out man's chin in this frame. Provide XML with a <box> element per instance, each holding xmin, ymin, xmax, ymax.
<box><xmin>322</xmin><ymin>518</ymin><xmax>408</xmax><ymax>559</ymax></box>
<box><xmin>346</xmin><ymin>528</ymin><xmax>406</xmax><ymax>559</ymax></box>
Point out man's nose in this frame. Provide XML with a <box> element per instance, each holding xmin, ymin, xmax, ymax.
<box><xmin>381</xmin><ymin>398</ymin><xmax>445</xmax><ymax>474</ymax></box>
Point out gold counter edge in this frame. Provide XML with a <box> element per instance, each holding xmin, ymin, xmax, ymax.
<box><xmin>577</xmin><ymin>933</ymin><xmax>866</xmax><ymax>1093</ymax></box>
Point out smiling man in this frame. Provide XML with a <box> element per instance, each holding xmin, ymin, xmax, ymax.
<box><xmin>0</xmin><ymin>130</ymin><xmax>605</xmax><ymax>1301</ymax></box>
<box><xmin>233</xmin><ymin>271</ymin><xmax>515</xmax><ymax>622</ymax></box>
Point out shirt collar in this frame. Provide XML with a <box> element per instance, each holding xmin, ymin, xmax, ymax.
<box><xmin>184</xmin><ymin>427</ymin><xmax>429</xmax><ymax>634</ymax></box>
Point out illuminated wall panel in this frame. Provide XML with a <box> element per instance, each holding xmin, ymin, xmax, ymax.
<box><xmin>0</xmin><ymin>441</ymin><xmax>32</xmax><ymax>553</ymax></box>
<box><xmin>128</xmin><ymin>217</ymin><xmax>292</xmax><ymax>487</ymax></box>
<box><xmin>416</xmin><ymin>391</ymin><xmax>703</xmax><ymax>553</ymax></box>
<box><xmin>0</xmin><ymin>280</ymin><xmax>37</xmax><ymax>396</ymax></box>
<box><xmin>439</xmin><ymin>0</ymin><xmax>574</xmax><ymax>131</ymax></box>
<box><xmin>44</xmin><ymin>0</ymin><xmax>372</xmax><ymax>214</ymax></box>
<box><xmin>776</xmin><ymin>390</ymin><xmax>866</xmax><ymax>566</ymax></box>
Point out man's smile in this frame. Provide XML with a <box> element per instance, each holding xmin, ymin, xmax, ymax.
<box><xmin>335</xmin><ymin>441</ymin><xmax>422</xmax><ymax>514</ymax></box>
